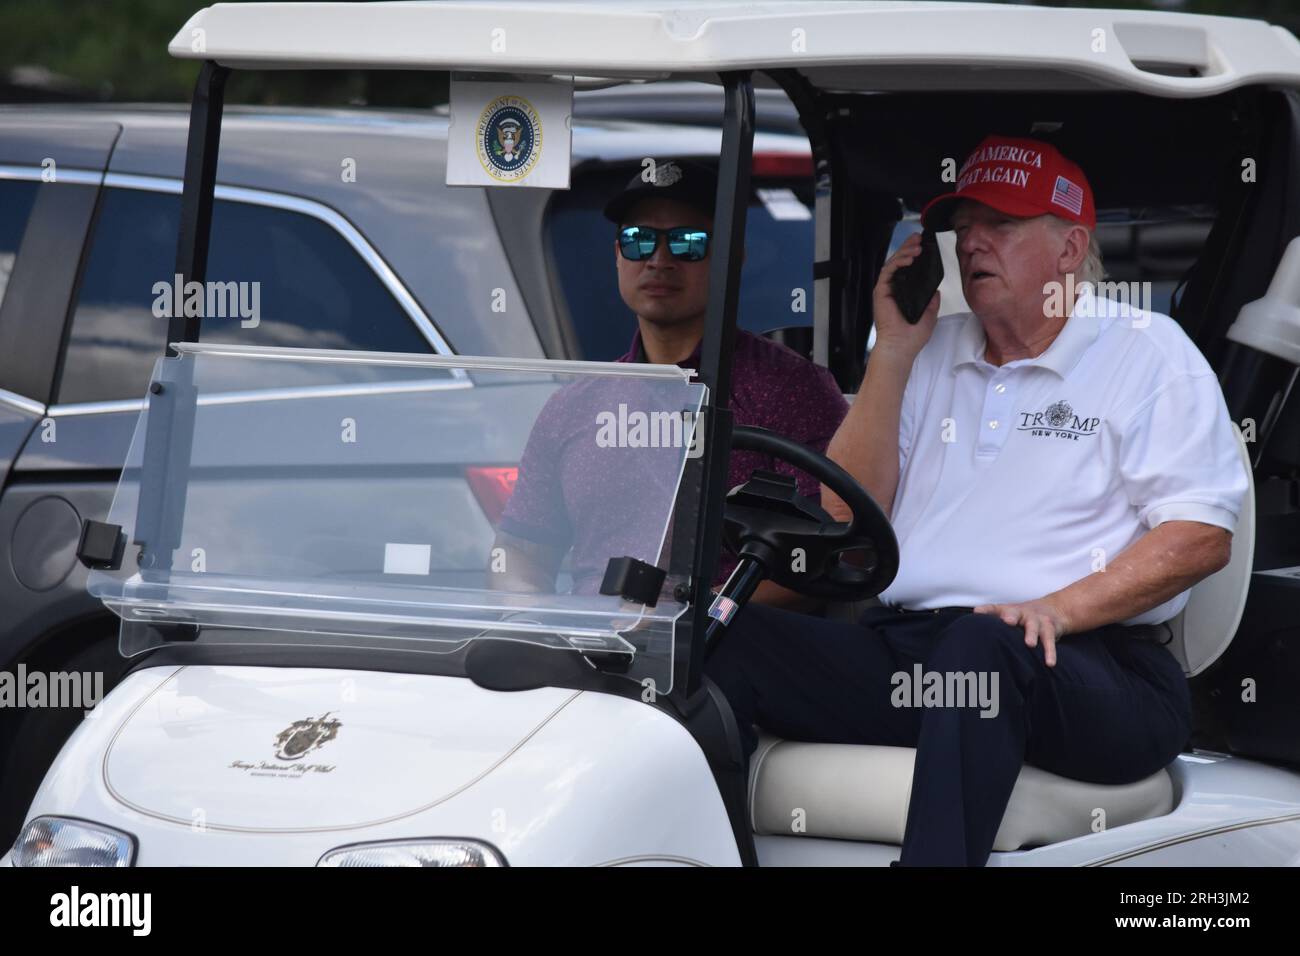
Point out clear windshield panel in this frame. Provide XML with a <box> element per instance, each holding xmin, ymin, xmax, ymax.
<box><xmin>89</xmin><ymin>343</ymin><xmax>706</xmax><ymax>693</ymax></box>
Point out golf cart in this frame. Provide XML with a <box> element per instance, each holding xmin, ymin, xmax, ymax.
<box><xmin>8</xmin><ymin>0</ymin><xmax>1300</xmax><ymax>867</ymax></box>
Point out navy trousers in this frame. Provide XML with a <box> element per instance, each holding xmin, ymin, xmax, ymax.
<box><xmin>703</xmin><ymin>603</ymin><xmax>1192</xmax><ymax>867</ymax></box>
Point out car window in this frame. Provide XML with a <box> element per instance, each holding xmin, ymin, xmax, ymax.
<box><xmin>547</xmin><ymin>165</ymin><xmax>814</xmax><ymax>361</ymax></box>
<box><xmin>57</xmin><ymin>188</ymin><xmax>432</xmax><ymax>404</ymax></box>
<box><xmin>0</xmin><ymin>179</ymin><xmax>40</xmax><ymax>313</ymax></box>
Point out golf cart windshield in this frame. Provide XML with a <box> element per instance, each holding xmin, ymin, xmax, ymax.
<box><xmin>88</xmin><ymin>343</ymin><xmax>706</xmax><ymax>692</ymax></box>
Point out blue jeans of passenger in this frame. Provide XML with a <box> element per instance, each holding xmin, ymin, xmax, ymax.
<box><xmin>702</xmin><ymin>603</ymin><xmax>1192</xmax><ymax>867</ymax></box>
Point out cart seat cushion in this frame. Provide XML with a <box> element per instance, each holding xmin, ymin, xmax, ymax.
<box><xmin>748</xmin><ymin>735</ymin><xmax>1174</xmax><ymax>851</ymax></box>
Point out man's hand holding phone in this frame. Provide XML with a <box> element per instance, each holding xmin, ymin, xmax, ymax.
<box><xmin>874</xmin><ymin>232</ymin><xmax>942</xmax><ymax>360</ymax></box>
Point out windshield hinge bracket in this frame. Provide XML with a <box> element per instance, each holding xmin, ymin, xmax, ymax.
<box><xmin>600</xmin><ymin>556</ymin><xmax>667</xmax><ymax>607</ymax></box>
<box><xmin>77</xmin><ymin>519</ymin><xmax>126</xmax><ymax>571</ymax></box>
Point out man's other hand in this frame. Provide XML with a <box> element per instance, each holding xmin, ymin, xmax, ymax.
<box><xmin>973</xmin><ymin>598</ymin><xmax>1072</xmax><ymax>667</ymax></box>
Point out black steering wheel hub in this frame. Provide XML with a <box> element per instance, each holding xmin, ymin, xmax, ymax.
<box><xmin>721</xmin><ymin>425</ymin><xmax>899</xmax><ymax>601</ymax></box>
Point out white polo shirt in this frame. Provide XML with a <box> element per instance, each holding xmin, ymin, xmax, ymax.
<box><xmin>878</xmin><ymin>287</ymin><xmax>1248</xmax><ymax>625</ymax></box>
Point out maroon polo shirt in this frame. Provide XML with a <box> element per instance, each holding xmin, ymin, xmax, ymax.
<box><xmin>499</xmin><ymin>328</ymin><xmax>848</xmax><ymax>593</ymax></box>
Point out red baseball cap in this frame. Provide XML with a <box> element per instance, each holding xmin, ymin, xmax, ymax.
<box><xmin>921</xmin><ymin>135</ymin><xmax>1096</xmax><ymax>231</ymax></box>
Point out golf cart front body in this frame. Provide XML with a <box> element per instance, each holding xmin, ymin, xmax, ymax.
<box><xmin>13</xmin><ymin>343</ymin><xmax>746</xmax><ymax>867</ymax></box>
<box><xmin>11</xmin><ymin>1</ymin><xmax>1300</xmax><ymax>866</ymax></box>
<box><xmin>25</xmin><ymin>666</ymin><xmax>740</xmax><ymax>866</ymax></box>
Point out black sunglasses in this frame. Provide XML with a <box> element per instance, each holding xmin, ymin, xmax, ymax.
<box><xmin>617</xmin><ymin>225</ymin><xmax>711</xmax><ymax>262</ymax></box>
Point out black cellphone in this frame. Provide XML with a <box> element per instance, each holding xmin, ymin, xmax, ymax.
<box><xmin>889</xmin><ymin>229</ymin><xmax>944</xmax><ymax>324</ymax></box>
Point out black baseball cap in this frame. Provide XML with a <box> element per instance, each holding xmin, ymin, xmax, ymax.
<box><xmin>602</xmin><ymin>160</ymin><xmax>719</xmax><ymax>225</ymax></box>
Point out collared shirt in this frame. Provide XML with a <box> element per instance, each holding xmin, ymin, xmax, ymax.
<box><xmin>500</xmin><ymin>328</ymin><xmax>848</xmax><ymax>593</ymax></box>
<box><xmin>878</xmin><ymin>288</ymin><xmax>1248</xmax><ymax>625</ymax></box>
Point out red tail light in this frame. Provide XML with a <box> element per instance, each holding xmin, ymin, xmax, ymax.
<box><xmin>753</xmin><ymin>152</ymin><xmax>813</xmax><ymax>179</ymax></box>
<box><xmin>466</xmin><ymin>466</ymin><xmax>519</xmax><ymax>526</ymax></box>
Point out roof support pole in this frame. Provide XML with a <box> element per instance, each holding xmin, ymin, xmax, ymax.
<box><xmin>131</xmin><ymin>61</ymin><xmax>229</xmax><ymax>586</ymax></box>
<box><xmin>168</xmin><ymin>60</ymin><xmax>230</xmax><ymax>355</ymax></box>
<box><xmin>686</xmin><ymin>71</ymin><xmax>754</xmax><ymax>695</ymax></box>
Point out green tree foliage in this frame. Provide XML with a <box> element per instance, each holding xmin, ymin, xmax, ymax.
<box><xmin>0</xmin><ymin>0</ymin><xmax>445</xmax><ymax>106</ymax></box>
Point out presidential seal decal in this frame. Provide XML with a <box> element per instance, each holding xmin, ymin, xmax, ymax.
<box><xmin>476</xmin><ymin>95</ymin><xmax>542</xmax><ymax>182</ymax></box>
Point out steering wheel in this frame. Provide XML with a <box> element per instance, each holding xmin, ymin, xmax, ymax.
<box><xmin>721</xmin><ymin>425</ymin><xmax>899</xmax><ymax>601</ymax></box>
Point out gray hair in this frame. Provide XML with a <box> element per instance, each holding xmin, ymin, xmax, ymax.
<box><xmin>1078</xmin><ymin>229</ymin><xmax>1106</xmax><ymax>286</ymax></box>
<box><xmin>1047</xmin><ymin>214</ymin><xmax>1105</xmax><ymax>287</ymax></box>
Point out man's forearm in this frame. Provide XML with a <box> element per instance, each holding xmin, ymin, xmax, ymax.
<box><xmin>1047</xmin><ymin>520</ymin><xmax>1232</xmax><ymax>633</ymax></box>
<box><xmin>490</xmin><ymin>532</ymin><xmax>562</xmax><ymax>593</ymax></box>
<box><xmin>824</xmin><ymin>348</ymin><xmax>913</xmax><ymax>521</ymax></box>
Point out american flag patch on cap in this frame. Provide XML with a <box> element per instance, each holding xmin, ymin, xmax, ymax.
<box><xmin>1051</xmin><ymin>174</ymin><xmax>1084</xmax><ymax>216</ymax></box>
<box><xmin>708</xmin><ymin>593</ymin><xmax>740</xmax><ymax>626</ymax></box>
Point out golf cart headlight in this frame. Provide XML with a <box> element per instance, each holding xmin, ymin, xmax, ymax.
<box><xmin>13</xmin><ymin>816</ymin><xmax>135</xmax><ymax>868</ymax></box>
<box><xmin>318</xmin><ymin>839</ymin><xmax>505</xmax><ymax>867</ymax></box>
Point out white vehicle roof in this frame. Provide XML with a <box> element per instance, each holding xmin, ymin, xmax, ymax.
<box><xmin>170</xmin><ymin>1</ymin><xmax>1300</xmax><ymax>97</ymax></box>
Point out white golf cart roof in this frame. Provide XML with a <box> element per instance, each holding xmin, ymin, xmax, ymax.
<box><xmin>170</xmin><ymin>0</ymin><xmax>1300</xmax><ymax>96</ymax></box>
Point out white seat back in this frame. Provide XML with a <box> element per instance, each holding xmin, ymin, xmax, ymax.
<box><xmin>1165</xmin><ymin>425</ymin><xmax>1255</xmax><ymax>676</ymax></box>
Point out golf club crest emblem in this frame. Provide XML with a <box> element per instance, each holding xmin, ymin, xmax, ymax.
<box><xmin>477</xmin><ymin>94</ymin><xmax>542</xmax><ymax>182</ymax></box>
<box><xmin>1045</xmin><ymin>400</ymin><xmax>1073</xmax><ymax>428</ymax></box>
<box><xmin>274</xmin><ymin>712</ymin><xmax>341</xmax><ymax>761</ymax></box>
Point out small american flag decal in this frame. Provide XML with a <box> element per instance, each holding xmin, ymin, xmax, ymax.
<box><xmin>708</xmin><ymin>594</ymin><xmax>740</xmax><ymax>626</ymax></box>
<box><xmin>1051</xmin><ymin>175</ymin><xmax>1084</xmax><ymax>216</ymax></box>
